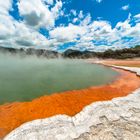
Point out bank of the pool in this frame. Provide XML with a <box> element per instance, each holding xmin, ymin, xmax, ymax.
<box><xmin>0</xmin><ymin>64</ymin><xmax>140</xmax><ymax>138</ymax></box>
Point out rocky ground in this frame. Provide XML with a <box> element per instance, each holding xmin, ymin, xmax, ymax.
<box><xmin>3</xmin><ymin>66</ymin><xmax>140</xmax><ymax>140</ymax></box>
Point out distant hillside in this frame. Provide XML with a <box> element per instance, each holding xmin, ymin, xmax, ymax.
<box><xmin>63</xmin><ymin>45</ymin><xmax>140</xmax><ymax>59</ymax></box>
<box><xmin>0</xmin><ymin>47</ymin><xmax>59</xmax><ymax>58</ymax></box>
<box><xmin>0</xmin><ymin>45</ymin><xmax>140</xmax><ymax>59</ymax></box>
<box><xmin>134</xmin><ymin>45</ymin><xmax>140</xmax><ymax>50</ymax></box>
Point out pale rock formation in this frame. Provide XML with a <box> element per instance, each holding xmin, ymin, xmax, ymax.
<box><xmin>112</xmin><ymin>66</ymin><xmax>140</xmax><ymax>76</ymax></box>
<box><xmin>4</xmin><ymin>67</ymin><xmax>140</xmax><ymax>140</ymax></box>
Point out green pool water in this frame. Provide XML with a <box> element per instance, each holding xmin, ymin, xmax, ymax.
<box><xmin>0</xmin><ymin>53</ymin><xmax>119</xmax><ymax>104</ymax></box>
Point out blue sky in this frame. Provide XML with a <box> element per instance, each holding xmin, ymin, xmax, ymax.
<box><xmin>0</xmin><ymin>0</ymin><xmax>140</xmax><ymax>52</ymax></box>
<box><xmin>59</xmin><ymin>0</ymin><xmax>140</xmax><ymax>27</ymax></box>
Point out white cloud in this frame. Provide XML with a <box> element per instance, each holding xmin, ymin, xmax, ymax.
<box><xmin>0</xmin><ymin>15</ymin><xmax>50</xmax><ymax>48</ymax></box>
<box><xmin>0</xmin><ymin>0</ymin><xmax>12</xmax><ymax>15</ymax></box>
<box><xmin>134</xmin><ymin>14</ymin><xmax>140</xmax><ymax>19</ymax></box>
<box><xmin>78</xmin><ymin>11</ymin><xmax>84</xmax><ymax>19</ymax></box>
<box><xmin>71</xmin><ymin>10</ymin><xmax>77</xmax><ymax>16</ymax></box>
<box><xmin>44</xmin><ymin>0</ymin><xmax>54</xmax><ymax>5</ymax></box>
<box><xmin>95</xmin><ymin>0</ymin><xmax>103</xmax><ymax>3</ymax></box>
<box><xmin>72</xmin><ymin>18</ymin><xmax>78</xmax><ymax>23</ymax></box>
<box><xmin>49</xmin><ymin>24</ymin><xmax>87</xmax><ymax>42</ymax></box>
<box><xmin>18</xmin><ymin>0</ymin><xmax>54</xmax><ymax>28</ymax></box>
<box><xmin>80</xmin><ymin>13</ymin><xmax>92</xmax><ymax>26</ymax></box>
<box><xmin>51</xmin><ymin>0</ymin><xmax>63</xmax><ymax>19</ymax></box>
<box><xmin>18</xmin><ymin>0</ymin><xmax>63</xmax><ymax>29</ymax></box>
<box><xmin>134</xmin><ymin>14</ymin><xmax>140</xmax><ymax>23</ymax></box>
<box><xmin>68</xmin><ymin>13</ymin><xmax>140</xmax><ymax>51</ymax></box>
<box><xmin>121</xmin><ymin>4</ymin><xmax>129</xmax><ymax>11</ymax></box>
<box><xmin>0</xmin><ymin>15</ymin><xmax>15</xmax><ymax>40</ymax></box>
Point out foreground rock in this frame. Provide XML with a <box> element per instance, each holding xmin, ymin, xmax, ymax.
<box><xmin>4</xmin><ymin>67</ymin><xmax>140</xmax><ymax>140</ymax></box>
<box><xmin>112</xmin><ymin>66</ymin><xmax>140</xmax><ymax>76</ymax></box>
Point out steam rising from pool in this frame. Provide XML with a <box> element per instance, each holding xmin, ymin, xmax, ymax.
<box><xmin>0</xmin><ymin>53</ymin><xmax>119</xmax><ymax>104</ymax></box>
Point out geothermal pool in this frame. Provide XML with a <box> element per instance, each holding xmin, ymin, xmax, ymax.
<box><xmin>0</xmin><ymin>54</ymin><xmax>119</xmax><ymax>104</ymax></box>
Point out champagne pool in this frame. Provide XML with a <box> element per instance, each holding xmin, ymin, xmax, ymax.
<box><xmin>0</xmin><ymin>53</ymin><xmax>119</xmax><ymax>104</ymax></box>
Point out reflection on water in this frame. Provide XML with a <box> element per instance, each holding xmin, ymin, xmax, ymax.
<box><xmin>0</xmin><ymin>53</ymin><xmax>119</xmax><ymax>104</ymax></box>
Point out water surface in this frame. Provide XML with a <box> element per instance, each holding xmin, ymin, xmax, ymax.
<box><xmin>0</xmin><ymin>53</ymin><xmax>119</xmax><ymax>104</ymax></box>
